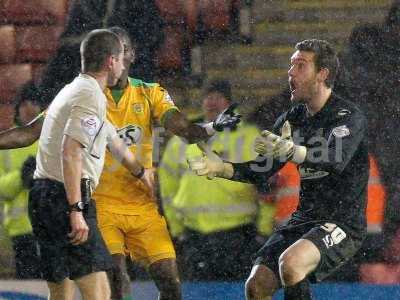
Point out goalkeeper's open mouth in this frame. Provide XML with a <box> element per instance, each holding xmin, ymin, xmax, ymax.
<box><xmin>289</xmin><ymin>80</ymin><xmax>297</xmax><ymax>95</ymax></box>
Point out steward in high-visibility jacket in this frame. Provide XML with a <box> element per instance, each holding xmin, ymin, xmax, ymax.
<box><xmin>0</xmin><ymin>141</ymin><xmax>40</xmax><ymax>279</ymax></box>
<box><xmin>266</xmin><ymin>155</ymin><xmax>386</xmax><ymax>234</ymax></box>
<box><xmin>159</xmin><ymin>121</ymin><xmax>275</xmax><ymax>280</ymax></box>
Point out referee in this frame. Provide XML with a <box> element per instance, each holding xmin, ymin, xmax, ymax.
<box><xmin>189</xmin><ymin>39</ymin><xmax>369</xmax><ymax>300</ymax></box>
<box><xmin>28</xmin><ymin>29</ymin><xmax>145</xmax><ymax>299</ymax></box>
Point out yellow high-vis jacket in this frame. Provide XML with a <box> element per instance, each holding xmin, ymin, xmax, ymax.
<box><xmin>0</xmin><ymin>142</ymin><xmax>38</xmax><ymax>237</ymax></box>
<box><xmin>159</xmin><ymin>122</ymin><xmax>275</xmax><ymax>237</ymax></box>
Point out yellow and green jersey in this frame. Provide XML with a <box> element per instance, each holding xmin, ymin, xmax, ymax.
<box><xmin>93</xmin><ymin>77</ymin><xmax>178</xmax><ymax>215</ymax></box>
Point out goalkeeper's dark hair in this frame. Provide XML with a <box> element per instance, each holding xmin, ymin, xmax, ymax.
<box><xmin>295</xmin><ymin>39</ymin><xmax>339</xmax><ymax>88</ymax></box>
<box><xmin>80</xmin><ymin>29</ymin><xmax>122</xmax><ymax>73</ymax></box>
<box><xmin>203</xmin><ymin>79</ymin><xmax>232</xmax><ymax>101</ymax></box>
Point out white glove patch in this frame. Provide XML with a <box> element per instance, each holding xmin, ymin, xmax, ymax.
<box><xmin>332</xmin><ymin>125</ymin><xmax>350</xmax><ymax>138</ymax></box>
<box><xmin>337</xmin><ymin>109</ymin><xmax>351</xmax><ymax>117</ymax></box>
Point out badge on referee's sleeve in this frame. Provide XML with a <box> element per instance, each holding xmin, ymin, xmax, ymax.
<box><xmin>332</xmin><ymin>125</ymin><xmax>350</xmax><ymax>138</ymax></box>
<box><xmin>81</xmin><ymin>116</ymin><xmax>100</xmax><ymax>136</ymax></box>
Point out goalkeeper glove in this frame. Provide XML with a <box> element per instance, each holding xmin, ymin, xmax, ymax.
<box><xmin>254</xmin><ymin>121</ymin><xmax>307</xmax><ymax>164</ymax></box>
<box><xmin>203</xmin><ymin>103</ymin><xmax>242</xmax><ymax>136</ymax></box>
<box><xmin>188</xmin><ymin>150</ymin><xmax>233</xmax><ymax>179</ymax></box>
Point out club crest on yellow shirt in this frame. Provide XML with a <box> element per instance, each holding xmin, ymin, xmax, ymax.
<box><xmin>133</xmin><ymin>103</ymin><xmax>144</xmax><ymax>114</ymax></box>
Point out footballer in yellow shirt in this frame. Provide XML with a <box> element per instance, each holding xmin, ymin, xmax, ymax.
<box><xmin>94</xmin><ymin>77</ymin><xmax>178</xmax><ymax>261</ymax></box>
<box><xmin>95</xmin><ymin>27</ymin><xmax>240</xmax><ymax>300</ymax></box>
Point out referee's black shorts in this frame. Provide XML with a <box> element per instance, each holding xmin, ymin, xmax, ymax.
<box><xmin>253</xmin><ymin>222</ymin><xmax>365</xmax><ymax>283</ymax></box>
<box><xmin>28</xmin><ymin>178</ymin><xmax>112</xmax><ymax>283</ymax></box>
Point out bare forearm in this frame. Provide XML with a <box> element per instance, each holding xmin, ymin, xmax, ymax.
<box><xmin>62</xmin><ymin>136</ymin><xmax>83</xmax><ymax>205</ymax></box>
<box><xmin>121</xmin><ymin>152</ymin><xmax>143</xmax><ymax>176</ymax></box>
<box><xmin>163</xmin><ymin>110</ymin><xmax>209</xmax><ymax>143</ymax></box>
<box><xmin>0</xmin><ymin>123</ymin><xmax>41</xmax><ymax>149</ymax></box>
<box><xmin>108</xmin><ymin>136</ymin><xmax>143</xmax><ymax>175</ymax></box>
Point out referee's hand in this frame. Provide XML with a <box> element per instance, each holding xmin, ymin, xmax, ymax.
<box><xmin>68</xmin><ymin>211</ymin><xmax>89</xmax><ymax>245</ymax></box>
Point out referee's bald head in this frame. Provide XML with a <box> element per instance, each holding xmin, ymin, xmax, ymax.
<box><xmin>80</xmin><ymin>29</ymin><xmax>123</xmax><ymax>73</ymax></box>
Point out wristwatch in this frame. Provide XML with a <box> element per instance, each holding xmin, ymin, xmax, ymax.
<box><xmin>69</xmin><ymin>201</ymin><xmax>85</xmax><ymax>212</ymax></box>
<box><xmin>132</xmin><ymin>166</ymin><xmax>145</xmax><ymax>179</ymax></box>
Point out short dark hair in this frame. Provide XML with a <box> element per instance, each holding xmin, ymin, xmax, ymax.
<box><xmin>204</xmin><ymin>79</ymin><xmax>232</xmax><ymax>101</ymax></box>
<box><xmin>108</xmin><ymin>26</ymin><xmax>136</xmax><ymax>50</ymax></box>
<box><xmin>80</xmin><ymin>29</ymin><xmax>122</xmax><ymax>73</ymax></box>
<box><xmin>295</xmin><ymin>39</ymin><xmax>339</xmax><ymax>88</ymax></box>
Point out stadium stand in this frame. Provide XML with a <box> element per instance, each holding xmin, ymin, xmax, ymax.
<box><xmin>155</xmin><ymin>25</ymin><xmax>185</xmax><ymax>71</ymax></box>
<box><xmin>0</xmin><ymin>0</ymin><xmax>68</xmax><ymax>128</ymax></box>
<box><xmin>16</xmin><ymin>26</ymin><xmax>64</xmax><ymax>63</ymax></box>
<box><xmin>0</xmin><ymin>25</ymin><xmax>16</xmax><ymax>63</ymax></box>
<box><xmin>0</xmin><ymin>0</ymin><xmax>68</xmax><ymax>25</ymax></box>
<box><xmin>0</xmin><ymin>64</ymin><xmax>32</xmax><ymax>105</ymax></box>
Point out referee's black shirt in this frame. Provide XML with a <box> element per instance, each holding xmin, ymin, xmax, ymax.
<box><xmin>232</xmin><ymin>93</ymin><xmax>369</xmax><ymax>236</ymax></box>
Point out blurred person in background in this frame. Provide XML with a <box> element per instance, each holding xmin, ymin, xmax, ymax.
<box><xmin>36</xmin><ymin>0</ymin><xmax>165</xmax><ymax>106</ymax></box>
<box><xmin>334</xmin><ymin>1</ymin><xmax>400</xmax><ymax>251</ymax></box>
<box><xmin>0</xmin><ymin>83</ymin><xmax>42</xmax><ymax>279</ymax></box>
<box><xmin>159</xmin><ymin>80</ymin><xmax>275</xmax><ymax>281</ymax></box>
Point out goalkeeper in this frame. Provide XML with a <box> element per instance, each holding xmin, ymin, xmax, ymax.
<box><xmin>189</xmin><ymin>39</ymin><xmax>369</xmax><ymax>300</ymax></box>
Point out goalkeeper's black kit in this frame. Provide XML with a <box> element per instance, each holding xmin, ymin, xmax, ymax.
<box><xmin>231</xmin><ymin>93</ymin><xmax>369</xmax><ymax>282</ymax></box>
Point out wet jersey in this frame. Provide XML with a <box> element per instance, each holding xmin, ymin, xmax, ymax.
<box><xmin>232</xmin><ymin>93</ymin><xmax>369</xmax><ymax>235</ymax></box>
<box><xmin>93</xmin><ymin>77</ymin><xmax>178</xmax><ymax>215</ymax></box>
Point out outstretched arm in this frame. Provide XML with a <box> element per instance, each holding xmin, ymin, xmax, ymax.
<box><xmin>163</xmin><ymin>110</ymin><xmax>209</xmax><ymax>143</ymax></box>
<box><xmin>0</xmin><ymin>114</ymin><xmax>44</xmax><ymax>149</ymax></box>
<box><xmin>163</xmin><ymin>103</ymin><xmax>241</xmax><ymax>144</ymax></box>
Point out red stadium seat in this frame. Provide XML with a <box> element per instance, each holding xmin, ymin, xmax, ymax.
<box><xmin>0</xmin><ymin>104</ymin><xmax>15</xmax><ymax>130</ymax></box>
<box><xmin>155</xmin><ymin>0</ymin><xmax>185</xmax><ymax>25</ymax></box>
<box><xmin>0</xmin><ymin>64</ymin><xmax>32</xmax><ymax>103</ymax></box>
<box><xmin>0</xmin><ymin>0</ymin><xmax>68</xmax><ymax>25</ymax></box>
<box><xmin>32</xmin><ymin>63</ymin><xmax>46</xmax><ymax>84</ymax></box>
<box><xmin>199</xmin><ymin>0</ymin><xmax>231</xmax><ymax>32</ymax></box>
<box><xmin>155</xmin><ymin>26</ymin><xmax>184</xmax><ymax>71</ymax></box>
<box><xmin>0</xmin><ymin>25</ymin><xmax>16</xmax><ymax>63</ymax></box>
<box><xmin>16</xmin><ymin>26</ymin><xmax>64</xmax><ymax>63</ymax></box>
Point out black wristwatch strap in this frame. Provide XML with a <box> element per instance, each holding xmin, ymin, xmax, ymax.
<box><xmin>69</xmin><ymin>201</ymin><xmax>85</xmax><ymax>212</ymax></box>
<box><xmin>132</xmin><ymin>166</ymin><xmax>145</xmax><ymax>179</ymax></box>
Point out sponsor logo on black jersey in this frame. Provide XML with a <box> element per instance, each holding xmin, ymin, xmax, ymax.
<box><xmin>337</xmin><ymin>109</ymin><xmax>351</xmax><ymax>117</ymax></box>
<box><xmin>299</xmin><ymin>166</ymin><xmax>329</xmax><ymax>180</ymax></box>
